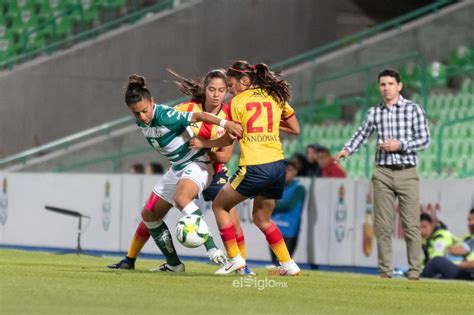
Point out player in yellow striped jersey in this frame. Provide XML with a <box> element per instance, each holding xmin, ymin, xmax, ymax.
<box><xmin>191</xmin><ymin>60</ymin><xmax>302</xmax><ymax>276</ymax></box>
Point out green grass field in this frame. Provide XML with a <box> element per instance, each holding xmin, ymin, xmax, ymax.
<box><xmin>0</xmin><ymin>250</ymin><xmax>472</xmax><ymax>314</ymax></box>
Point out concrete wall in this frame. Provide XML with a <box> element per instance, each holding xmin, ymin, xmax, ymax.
<box><xmin>0</xmin><ymin>0</ymin><xmax>337</xmax><ymax>157</ymax></box>
<box><xmin>284</xmin><ymin>1</ymin><xmax>474</xmax><ymax>106</ymax></box>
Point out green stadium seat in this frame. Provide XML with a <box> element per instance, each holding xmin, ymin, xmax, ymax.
<box><xmin>448</xmin><ymin>46</ymin><xmax>473</xmax><ymax>68</ymax></box>
<box><xmin>0</xmin><ymin>37</ymin><xmax>17</xmax><ymax>61</ymax></box>
<box><xmin>75</xmin><ymin>0</ymin><xmax>100</xmax><ymax>23</ymax></box>
<box><xmin>426</xmin><ymin>61</ymin><xmax>448</xmax><ymax>88</ymax></box>
<box><xmin>400</xmin><ymin>61</ymin><xmax>423</xmax><ymax>89</ymax></box>
<box><xmin>460</xmin><ymin>79</ymin><xmax>473</xmax><ymax>94</ymax></box>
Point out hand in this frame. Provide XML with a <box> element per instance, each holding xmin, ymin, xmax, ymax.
<box><xmin>225</xmin><ymin>121</ymin><xmax>243</xmax><ymax>138</ymax></box>
<box><xmin>189</xmin><ymin>138</ymin><xmax>204</xmax><ymax>149</ymax></box>
<box><xmin>379</xmin><ymin>139</ymin><xmax>401</xmax><ymax>152</ymax></box>
<box><xmin>335</xmin><ymin>149</ymin><xmax>349</xmax><ymax>162</ymax></box>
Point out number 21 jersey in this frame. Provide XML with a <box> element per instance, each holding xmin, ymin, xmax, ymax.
<box><xmin>228</xmin><ymin>88</ymin><xmax>295</xmax><ymax>166</ymax></box>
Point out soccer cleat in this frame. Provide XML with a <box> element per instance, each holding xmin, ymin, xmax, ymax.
<box><xmin>150</xmin><ymin>262</ymin><xmax>185</xmax><ymax>272</ymax></box>
<box><xmin>215</xmin><ymin>254</ymin><xmax>246</xmax><ymax>275</ymax></box>
<box><xmin>207</xmin><ymin>248</ymin><xmax>227</xmax><ymax>265</ymax></box>
<box><xmin>107</xmin><ymin>258</ymin><xmax>135</xmax><ymax>270</ymax></box>
<box><xmin>235</xmin><ymin>265</ymin><xmax>256</xmax><ymax>276</ymax></box>
<box><xmin>278</xmin><ymin>260</ymin><xmax>301</xmax><ymax>276</ymax></box>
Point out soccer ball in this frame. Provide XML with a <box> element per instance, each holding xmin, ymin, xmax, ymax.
<box><xmin>176</xmin><ymin>214</ymin><xmax>209</xmax><ymax>248</ymax></box>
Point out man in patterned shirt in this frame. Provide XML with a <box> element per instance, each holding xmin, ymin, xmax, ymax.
<box><xmin>336</xmin><ymin>68</ymin><xmax>430</xmax><ymax>280</ymax></box>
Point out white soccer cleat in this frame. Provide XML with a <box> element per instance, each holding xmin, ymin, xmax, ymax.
<box><xmin>150</xmin><ymin>262</ymin><xmax>185</xmax><ymax>272</ymax></box>
<box><xmin>235</xmin><ymin>265</ymin><xmax>256</xmax><ymax>276</ymax></box>
<box><xmin>215</xmin><ymin>254</ymin><xmax>246</xmax><ymax>275</ymax></box>
<box><xmin>207</xmin><ymin>248</ymin><xmax>227</xmax><ymax>265</ymax></box>
<box><xmin>278</xmin><ymin>260</ymin><xmax>301</xmax><ymax>276</ymax></box>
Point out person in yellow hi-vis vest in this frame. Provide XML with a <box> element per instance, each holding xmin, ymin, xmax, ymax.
<box><xmin>421</xmin><ymin>209</ymin><xmax>474</xmax><ymax>280</ymax></box>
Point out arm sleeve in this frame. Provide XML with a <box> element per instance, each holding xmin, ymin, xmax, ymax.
<box><xmin>155</xmin><ymin>106</ymin><xmax>192</xmax><ymax>130</ymax></box>
<box><xmin>281</xmin><ymin>102</ymin><xmax>295</xmax><ymax>120</ymax></box>
<box><xmin>400</xmin><ymin>104</ymin><xmax>431</xmax><ymax>152</ymax></box>
<box><xmin>343</xmin><ymin>108</ymin><xmax>375</xmax><ymax>155</ymax></box>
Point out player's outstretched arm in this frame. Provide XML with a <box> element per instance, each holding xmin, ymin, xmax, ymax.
<box><xmin>208</xmin><ymin>143</ymin><xmax>233</xmax><ymax>164</ymax></box>
<box><xmin>190</xmin><ymin>132</ymin><xmax>234</xmax><ymax>150</ymax></box>
<box><xmin>280</xmin><ymin>115</ymin><xmax>300</xmax><ymax>135</ymax></box>
<box><xmin>191</xmin><ymin>112</ymin><xmax>242</xmax><ymax>138</ymax></box>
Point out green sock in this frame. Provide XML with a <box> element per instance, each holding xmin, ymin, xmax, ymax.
<box><xmin>148</xmin><ymin>221</ymin><xmax>181</xmax><ymax>266</ymax></box>
<box><xmin>190</xmin><ymin>209</ymin><xmax>218</xmax><ymax>252</ymax></box>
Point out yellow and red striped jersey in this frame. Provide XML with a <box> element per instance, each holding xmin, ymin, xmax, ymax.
<box><xmin>228</xmin><ymin>88</ymin><xmax>295</xmax><ymax>166</ymax></box>
<box><xmin>175</xmin><ymin>100</ymin><xmax>229</xmax><ymax>173</ymax></box>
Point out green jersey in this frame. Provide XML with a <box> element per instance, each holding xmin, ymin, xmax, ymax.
<box><xmin>136</xmin><ymin>104</ymin><xmax>209</xmax><ymax>170</ymax></box>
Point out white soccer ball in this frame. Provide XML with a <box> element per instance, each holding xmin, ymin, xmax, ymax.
<box><xmin>176</xmin><ymin>214</ymin><xmax>209</xmax><ymax>248</ymax></box>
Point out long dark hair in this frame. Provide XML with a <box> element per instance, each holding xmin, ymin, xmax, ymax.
<box><xmin>226</xmin><ymin>60</ymin><xmax>290</xmax><ymax>105</ymax></box>
<box><xmin>167</xmin><ymin>69</ymin><xmax>227</xmax><ymax>105</ymax></box>
<box><xmin>125</xmin><ymin>74</ymin><xmax>151</xmax><ymax>106</ymax></box>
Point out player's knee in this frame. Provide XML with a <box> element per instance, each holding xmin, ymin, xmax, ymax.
<box><xmin>174</xmin><ymin>195</ymin><xmax>190</xmax><ymax>210</ymax></box>
<box><xmin>141</xmin><ymin>208</ymin><xmax>151</xmax><ymax>221</ymax></box>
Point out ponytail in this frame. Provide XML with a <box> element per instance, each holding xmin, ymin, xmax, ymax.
<box><xmin>227</xmin><ymin>60</ymin><xmax>290</xmax><ymax>105</ymax></box>
<box><xmin>167</xmin><ymin>69</ymin><xmax>205</xmax><ymax>104</ymax></box>
<box><xmin>168</xmin><ymin>68</ymin><xmax>227</xmax><ymax>104</ymax></box>
<box><xmin>125</xmin><ymin>74</ymin><xmax>151</xmax><ymax>106</ymax></box>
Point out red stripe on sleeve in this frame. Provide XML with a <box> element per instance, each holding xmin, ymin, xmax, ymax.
<box><xmin>282</xmin><ymin>112</ymin><xmax>295</xmax><ymax>120</ymax></box>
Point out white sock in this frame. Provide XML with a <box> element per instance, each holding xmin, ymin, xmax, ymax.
<box><xmin>143</xmin><ymin>220</ymin><xmax>163</xmax><ymax>230</ymax></box>
<box><xmin>182</xmin><ymin>202</ymin><xmax>199</xmax><ymax>216</ymax></box>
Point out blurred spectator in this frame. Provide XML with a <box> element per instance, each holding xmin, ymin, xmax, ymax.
<box><xmin>421</xmin><ymin>209</ymin><xmax>474</xmax><ymax>280</ymax></box>
<box><xmin>290</xmin><ymin>153</ymin><xmax>311</xmax><ymax>177</ymax></box>
<box><xmin>315</xmin><ymin>146</ymin><xmax>346</xmax><ymax>178</ymax></box>
<box><xmin>305</xmin><ymin>143</ymin><xmax>322</xmax><ymax>177</ymax></box>
<box><xmin>129</xmin><ymin>163</ymin><xmax>145</xmax><ymax>174</ymax></box>
<box><xmin>269</xmin><ymin>160</ymin><xmax>306</xmax><ymax>266</ymax></box>
<box><xmin>420</xmin><ymin>213</ymin><xmax>459</xmax><ymax>274</ymax></box>
<box><xmin>145</xmin><ymin>162</ymin><xmax>164</xmax><ymax>174</ymax></box>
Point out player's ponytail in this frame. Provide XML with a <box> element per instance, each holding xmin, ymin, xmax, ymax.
<box><xmin>254</xmin><ymin>63</ymin><xmax>290</xmax><ymax>105</ymax></box>
<box><xmin>168</xmin><ymin>69</ymin><xmax>227</xmax><ymax>105</ymax></box>
<box><xmin>227</xmin><ymin>60</ymin><xmax>290</xmax><ymax>105</ymax></box>
<box><xmin>125</xmin><ymin>74</ymin><xmax>151</xmax><ymax>106</ymax></box>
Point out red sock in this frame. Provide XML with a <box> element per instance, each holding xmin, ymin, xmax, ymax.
<box><xmin>235</xmin><ymin>230</ymin><xmax>246</xmax><ymax>259</ymax></box>
<box><xmin>127</xmin><ymin>221</ymin><xmax>150</xmax><ymax>258</ymax></box>
<box><xmin>219</xmin><ymin>223</ymin><xmax>240</xmax><ymax>258</ymax></box>
<box><xmin>263</xmin><ymin>222</ymin><xmax>291</xmax><ymax>263</ymax></box>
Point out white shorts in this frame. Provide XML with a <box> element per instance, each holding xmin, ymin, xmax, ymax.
<box><xmin>152</xmin><ymin>162</ymin><xmax>214</xmax><ymax>206</ymax></box>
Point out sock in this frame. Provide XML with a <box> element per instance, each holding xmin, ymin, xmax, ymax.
<box><xmin>144</xmin><ymin>220</ymin><xmax>181</xmax><ymax>266</ymax></box>
<box><xmin>127</xmin><ymin>221</ymin><xmax>150</xmax><ymax>259</ymax></box>
<box><xmin>263</xmin><ymin>222</ymin><xmax>291</xmax><ymax>263</ymax></box>
<box><xmin>235</xmin><ymin>229</ymin><xmax>246</xmax><ymax>259</ymax></box>
<box><xmin>219</xmin><ymin>222</ymin><xmax>240</xmax><ymax>259</ymax></box>
<box><xmin>182</xmin><ymin>202</ymin><xmax>217</xmax><ymax>252</ymax></box>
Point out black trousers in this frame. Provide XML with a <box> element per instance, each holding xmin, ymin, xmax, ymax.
<box><xmin>270</xmin><ymin>236</ymin><xmax>298</xmax><ymax>265</ymax></box>
<box><xmin>422</xmin><ymin>256</ymin><xmax>473</xmax><ymax>280</ymax></box>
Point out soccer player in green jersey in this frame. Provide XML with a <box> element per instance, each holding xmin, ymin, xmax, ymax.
<box><xmin>124</xmin><ymin>74</ymin><xmax>241</xmax><ymax>271</ymax></box>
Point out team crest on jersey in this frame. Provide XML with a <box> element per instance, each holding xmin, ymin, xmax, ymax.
<box><xmin>141</xmin><ymin>127</ymin><xmax>164</xmax><ymax>138</ymax></box>
<box><xmin>218</xmin><ymin>178</ymin><xmax>227</xmax><ymax>184</ymax></box>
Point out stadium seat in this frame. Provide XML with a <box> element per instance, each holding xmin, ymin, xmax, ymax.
<box><xmin>426</xmin><ymin>61</ymin><xmax>447</xmax><ymax>88</ymax></box>
<box><xmin>448</xmin><ymin>45</ymin><xmax>473</xmax><ymax>68</ymax></box>
<box><xmin>0</xmin><ymin>37</ymin><xmax>17</xmax><ymax>61</ymax></box>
